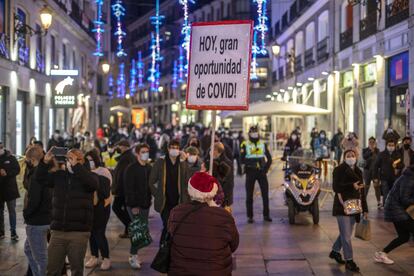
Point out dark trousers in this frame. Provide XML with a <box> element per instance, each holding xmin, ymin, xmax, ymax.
<box><xmin>160</xmin><ymin>207</ymin><xmax>171</xmax><ymax>245</ymax></box>
<box><xmin>384</xmin><ymin>219</ymin><xmax>414</xmax><ymax>253</ymax></box>
<box><xmin>0</xmin><ymin>199</ymin><xmax>17</xmax><ymax>235</ymax></box>
<box><xmin>234</xmin><ymin>155</ymin><xmax>242</xmax><ymax>175</ymax></box>
<box><xmin>245</xmin><ymin>168</ymin><xmax>270</xmax><ymax>218</ymax></box>
<box><xmin>112</xmin><ymin>196</ymin><xmax>131</xmax><ymax>232</ymax></box>
<box><xmin>364</xmin><ymin>170</ymin><xmax>381</xmax><ymax>202</ymax></box>
<box><xmin>90</xmin><ymin>206</ymin><xmax>110</xmax><ymax>259</ymax></box>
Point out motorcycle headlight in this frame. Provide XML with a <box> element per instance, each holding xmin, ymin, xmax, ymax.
<box><xmin>306</xmin><ymin>176</ymin><xmax>318</xmax><ymax>190</ymax></box>
<box><xmin>291</xmin><ymin>175</ymin><xmax>303</xmax><ymax>189</ymax></box>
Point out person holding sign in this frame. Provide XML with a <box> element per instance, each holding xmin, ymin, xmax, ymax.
<box><xmin>240</xmin><ymin>126</ymin><xmax>273</xmax><ymax>223</ymax></box>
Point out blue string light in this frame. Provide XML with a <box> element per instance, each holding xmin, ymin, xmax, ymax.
<box><xmin>93</xmin><ymin>0</ymin><xmax>104</xmax><ymax>57</ymax></box>
<box><xmin>178</xmin><ymin>46</ymin><xmax>184</xmax><ymax>83</ymax></box>
<box><xmin>172</xmin><ymin>60</ymin><xmax>178</xmax><ymax>89</ymax></box>
<box><xmin>179</xmin><ymin>0</ymin><xmax>194</xmax><ymax>79</ymax></box>
<box><xmin>129</xmin><ymin>58</ymin><xmax>137</xmax><ymax>96</ymax></box>
<box><xmin>117</xmin><ymin>62</ymin><xmax>126</xmax><ymax>98</ymax></box>
<box><xmin>148</xmin><ymin>0</ymin><xmax>164</xmax><ymax>93</ymax></box>
<box><xmin>137</xmin><ymin>51</ymin><xmax>144</xmax><ymax>89</ymax></box>
<box><xmin>108</xmin><ymin>73</ymin><xmax>114</xmax><ymax>98</ymax></box>
<box><xmin>251</xmin><ymin>0</ymin><xmax>268</xmax><ymax>79</ymax></box>
<box><xmin>112</xmin><ymin>0</ymin><xmax>127</xmax><ymax>58</ymax></box>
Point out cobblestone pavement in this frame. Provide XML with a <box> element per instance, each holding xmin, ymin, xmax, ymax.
<box><xmin>1</xmin><ymin>163</ymin><xmax>414</xmax><ymax>276</ymax></box>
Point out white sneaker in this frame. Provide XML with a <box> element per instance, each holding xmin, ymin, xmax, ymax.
<box><xmin>374</xmin><ymin>251</ymin><xmax>394</xmax><ymax>265</ymax></box>
<box><xmin>85</xmin><ymin>256</ymin><xmax>99</xmax><ymax>268</ymax></box>
<box><xmin>129</xmin><ymin>255</ymin><xmax>141</xmax><ymax>269</ymax></box>
<box><xmin>100</xmin><ymin>258</ymin><xmax>111</xmax><ymax>271</ymax></box>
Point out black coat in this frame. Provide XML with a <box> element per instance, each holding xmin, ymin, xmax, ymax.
<box><xmin>384</xmin><ymin>167</ymin><xmax>414</xmax><ymax>222</ymax></box>
<box><xmin>398</xmin><ymin>148</ymin><xmax>414</xmax><ymax>168</ymax></box>
<box><xmin>47</xmin><ymin>137</ymin><xmax>64</xmax><ymax>151</ymax></box>
<box><xmin>112</xmin><ymin>149</ymin><xmax>136</xmax><ymax>196</ymax></box>
<box><xmin>206</xmin><ymin>154</ymin><xmax>234</xmax><ymax>206</ymax></box>
<box><xmin>123</xmin><ymin>161</ymin><xmax>152</xmax><ymax>209</ymax></box>
<box><xmin>0</xmin><ymin>151</ymin><xmax>20</xmax><ymax>202</ymax></box>
<box><xmin>374</xmin><ymin>150</ymin><xmax>403</xmax><ymax>183</ymax></box>
<box><xmin>37</xmin><ymin>162</ymin><xmax>98</xmax><ymax>232</ymax></box>
<box><xmin>332</xmin><ymin>163</ymin><xmax>368</xmax><ymax>217</ymax></box>
<box><xmin>23</xmin><ymin>166</ymin><xmax>52</xmax><ymax>225</ymax></box>
<box><xmin>362</xmin><ymin>147</ymin><xmax>379</xmax><ymax>171</ymax></box>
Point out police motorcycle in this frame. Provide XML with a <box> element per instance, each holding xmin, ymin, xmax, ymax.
<box><xmin>284</xmin><ymin>149</ymin><xmax>320</xmax><ymax>225</ymax></box>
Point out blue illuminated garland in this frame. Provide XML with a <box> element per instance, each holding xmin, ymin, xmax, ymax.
<box><xmin>148</xmin><ymin>0</ymin><xmax>164</xmax><ymax>92</ymax></box>
<box><xmin>172</xmin><ymin>60</ymin><xmax>178</xmax><ymax>89</ymax></box>
<box><xmin>108</xmin><ymin>73</ymin><xmax>114</xmax><ymax>98</ymax></box>
<box><xmin>251</xmin><ymin>0</ymin><xmax>268</xmax><ymax>79</ymax></box>
<box><xmin>117</xmin><ymin>63</ymin><xmax>126</xmax><ymax>98</ymax></box>
<box><xmin>148</xmin><ymin>32</ymin><xmax>157</xmax><ymax>92</ymax></box>
<box><xmin>129</xmin><ymin>59</ymin><xmax>137</xmax><ymax>96</ymax></box>
<box><xmin>178</xmin><ymin>46</ymin><xmax>184</xmax><ymax>83</ymax></box>
<box><xmin>179</xmin><ymin>0</ymin><xmax>194</xmax><ymax>79</ymax></box>
<box><xmin>93</xmin><ymin>0</ymin><xmax>104</xmax><ymax>56</ymax></box>
<box><xmin>112</xmin><ymin>0</ymin><xmax>127</xmax><ymax>58</ymax></box>
<box><xmin>137</xmin><ymin>51</ymin><xmax>144</xmax><ymax>89</ymax></box>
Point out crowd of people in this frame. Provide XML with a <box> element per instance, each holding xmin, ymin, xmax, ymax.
<box><xmin>0</xmin><ymin>122</ymin><xmax>413</xmax><ymax>275</ymax></box>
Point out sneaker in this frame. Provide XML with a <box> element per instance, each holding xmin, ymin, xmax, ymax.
<box><xmin>128</xmin><ymin>255</ymin><xmax>141</xmax><ymax>270</ymax></box>
<box><xmin>374</xmin><ymin>251</ymin><xmax>394</xmax><ymax>265</ymax></box>
<box><xmin>85</xmin><ymin>256</ymin><xmax>99</xmax><ymax>268</ymax></box>
<box><xmin>100</xmin><ymin>258</ymin><xmax>111</xmax><ymax>270</ymax></box>
<box><xmin>11</xmin><ymin>234</ymin><xmax>19</xmax><ymax>241</ymax></box>
<box><xmin>247</xmin><ymin>218</ymin><xmax>254</xmax><ymax>224</ymax></box>
<box><xmin>329</xmin><ymin>250</ymin><xmax>345</xmax><ymax>264</ymax></box>
<box><xmin>264</xmin><ymin>216</ymin><xmax>273</xmax><ymax>222</ymax></box>
<box><xmin>345</xmin><ymin>260</ymin><xmax>360</xmax><ymax>272</ymax></box>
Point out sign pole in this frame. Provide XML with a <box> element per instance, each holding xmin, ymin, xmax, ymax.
<box><xmin>209</xmin><ymin>110</ymin><xmax>217</xmax><ymax>175</ymax></box>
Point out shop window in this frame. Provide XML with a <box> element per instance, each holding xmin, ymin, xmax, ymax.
<box><xmin>305</xmin><ymin>22</ymin><xmax>315</xmax><ymax>50</ymax></box>
<box><xmin>34</xmin><ymin>96</ymin><xmax>43</xmax><ymax>141</ymax></box>
<box><xmin>16</xmin><ymin>8</ymin><xmax>29</xmax><ymax>66</ymax></box>
<box><xmin>318</xmin><ymin>11</ymin><xmax>329</xmax><ymax>42</ymax></box>
<box><xmin>342</xmin><ymin>71</ymin><xmax>353</xmax><ymax>88</ymax></box>
<box><xmin>51</xmin><ymin>35</ymin><xmax>56</xmax><ymax>68</ymax></box>
<box><xmin>62</xmin><ymin>43</ymin><xmax>67</xmax><ymax>69</ymax></box>
<box><xmin>16</xmin><ymin>91</ymin><xmax>27</xmax><ymax>156</ymax></box>
<box><xmin>49</xmin><ymin>108</ymin><xmax>54</xmax><ymax>139</ymax></box>
<box><xmin>341</xmin><ymin>1</ymin><xmax>353</xmax><ymax>32</ymax></box>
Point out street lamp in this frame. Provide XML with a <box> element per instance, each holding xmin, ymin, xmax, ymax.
<box><xmin>101</xmin><ymin>62</ymin><xmax>110</xmax><ymax>74</ymax></box>
<box><xmin>14</xmin><ymin>5</ymin><xmax>52</xmax><ymax>38</ymax></box>
<box><xmin>271</xmin><ymin>44</ymin><xmax>281</xmax><ymax>57</ymax></box>
<box><xmin>39</xmin><ymin>6</ymin><xmax>53</xmax><ymax>31</ymax></box>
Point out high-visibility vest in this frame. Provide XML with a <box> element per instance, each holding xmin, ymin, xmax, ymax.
<box><xmin>244</xmin><ymin>140</ymin><xmax>265</xmax><ymax>159</ymax></box>
<box><xmin>102</xmin><ymin>152</ymin><xmax>119</xmax><ymax>170</ymax></box>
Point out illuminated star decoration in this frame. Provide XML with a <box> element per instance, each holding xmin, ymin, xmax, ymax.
<box><xmin>93</xmin><ymin>0</ymin><xmax>104</xmax><ymax>56</ymax></box>
<box><xmin>137</xmin><ymin>51</ymin><xmax>144</xmax><ymax>89</ymax></box>
<box><xmin>179</xmin><ymin>0</ymin><xmax>194</xmax><ymax>78</ymax></box>
<box><xmin>148</xmin><ymin>0</ymin><xmax>164</xmax><ymax>92</ymax></box>
<box><xmin>251</xmin><ymin>0</ymin><xmax>268</xmax><ymax>79</ymax></box>
<box><xmin>117</xmin><ymin>63</ymin><xmax>126</xmax><ymax>98</ymax></box>
<box><xmin>172</xmin><ymin>60</ymin><xmax>178</xmax><ymax>89</ymax></box>
<box><xmin>129</xmin><ymin>59</ymin><xmax>137</xmax><ymax>96</ymax></box>
<box><xmin>112</xmin><ymin>0</ymin><xmax>127</xmax><ymax>58</ymax></box>
<box><xmin>108</xmin><ymin>73</ymin><xmax>114</xmax><ymax>98</ymax></box>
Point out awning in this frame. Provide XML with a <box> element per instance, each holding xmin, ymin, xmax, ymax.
<box><xmin>220</xmin><ymin>101</ymin><xmax>331</xmax><ymax>118</ymax></box>
<box><xmin>110</xmin><ymin>105</ymin><xmax>131</xmax><ymax>114</ymax></box>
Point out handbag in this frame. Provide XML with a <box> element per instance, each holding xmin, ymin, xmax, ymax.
<box><xmin>338</xmin><ymin>193</ymin><xmax>363</xmax><ymax>215</ymax></box>
<box><xmin>128</xmin><ymin>214</ymin><xmax>152</xmax><ymax>250</ymax></box>
<box><xmin>355</xmin><ymin>218</ymin><xmax>371</xmax><ymax>241</ymax></box>
<box><xmin>406</xmin><ymin>205</ymin><xmax>414</xmax><ymax>220</ymax></box>
<box><xmin>150</xmin><ymin>204</ymin><xmax>205</xmax><ymax>273</ymax></box>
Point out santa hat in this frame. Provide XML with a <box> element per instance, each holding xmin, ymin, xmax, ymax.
<box><xmin>188</xmin><ymin>172</ymin><xmax>219</xmax><ymax>202</ymax></box>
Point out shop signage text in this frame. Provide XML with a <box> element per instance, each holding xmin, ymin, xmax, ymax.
<box><xmin>51</xmin><ymin>70</ymin><xmax>79</xmax><ymax>108</ymax></box>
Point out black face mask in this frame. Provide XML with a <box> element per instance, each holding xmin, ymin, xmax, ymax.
<box><xmin>190</xmin><ymin>142</ymin><xmax>198</xmax><ymax>148</ymax></box>
<box><xmin>404</xmin><ymin>144</ymin><xmax>411</xmax><ymax>150</ymax></box>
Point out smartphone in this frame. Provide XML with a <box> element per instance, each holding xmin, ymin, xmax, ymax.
<box><xmin>51</xmin><ymin>147</ymin><xmax>68</xmax><ymax>164</ymax></box>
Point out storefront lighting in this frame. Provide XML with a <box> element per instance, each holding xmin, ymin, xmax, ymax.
<box><xmin>373</xmin><ymin>54</ymin><xmax>382</xmax><ymax>59</ymax></box>
<box><xmin>280</xmin><ymin>88</ymin><xmax>286</xmax><ymax>92</ymax></box>
<box><xmin>272</xmin><ymin>91</ymin><xmax>278</xmax><ymax>95</ymax></box>
<box><xmin>333</xmin><ymin>70</ymin><xmax>339</xmax><ymax>74</ymax></box>
<box><xmin>266</xmin><ymin>94</ymin><xmax>271</xmax><ymax>98</ymax></box>
<box><xmin>296</xmin><ymin>82</ymin><xmax>303</xmax><ymax>87</ymax></box>
<box><xmin>288</xmin><ymin>86</ymin><xmax>293</xmax><ymax>90</ymax></box>
<box><xmin>352</xmin><ymin>63</ymin><xmax>359</xmax><ymax>67</ymax></box>
<box><xmin>125</xmin><ymin>94</ymin><xmax>130</xmax><ymax>100</ymax></box>
<box><xmin>321</xmin><ymin>71</ymin><xmax>329</xmax><ymax>76</ymax></box>
<box><xmin>308</xmin><ymin>77</ymin><xmax>315</xmax><ymax>81</ymax></box>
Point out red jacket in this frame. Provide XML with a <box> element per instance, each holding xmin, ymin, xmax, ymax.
<box><xmin>168</xmin><ymin>202</ymin><xmax>239</xmax><ymax>276</ymax></box>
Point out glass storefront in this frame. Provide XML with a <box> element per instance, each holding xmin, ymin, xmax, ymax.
<box><xmin>34</xmin><ymin>96</ymin><xmax>43</xmax><ymax>141</ymax></box>
<box><xmin>0</xmin><ymin>87</ymin><xmax>7</xmax><ymax>143</ymax></box>
<box><xmin>16</xmin><ymin>91</ymin><xmax>27</xmax><ymax>156</ymax></box>
<box><xmin>364</xmin><ymin>86</ymin><xmax>377</xmax><ymax>142</ymax></box>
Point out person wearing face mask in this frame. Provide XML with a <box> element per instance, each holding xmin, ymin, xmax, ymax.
<box><xmin>341</xmin><ymin>132</ymin><xmax>360</xmax><ymax>158</ymax></box>
<box><xmin>331</xmin><ymin>128</ymin><xmax>344</xmax><ymax>163</ymax></box>
<box><xmin>330</xmin><ymin>149</ymin><xmax>368</xmax><ymax>272</ymax></box>
<box><xmin>47</xmin><ymin>130</ymin><xmax>64</xmax><ymax>151</ymax></box>
<box><xmin>374</xmin><ymin>140</ymin><xmax>403</xmax><ymax>206</ymax></box>
<box><xmin>123</xmin><ymin>144</ymin><xmax>153</xmax><ymax>269</ymax></box>
<box><xmin>112</xmin><ymin>140</ymin><xmax>136</xmax><ymax>239</ymax></box>
<box><xmin>186</xmin><ymin>136</ymin><xmax>204</xmax><ymax>157</ymax></box>
<box><xmin>398</xmin><ymin>136</ymin><xmax>414</xmax><ymax>170</ymax></box>
<box><xmin>362</xmin><ymin>137</ymin><xmax>382</xmax><ymax>208</ymax></box>
<box><xmin>149</xmin><ymin>139</ymin><xmax>190</xmax><ymax>244</ymax></box>
<box><xmin>102</xmin><ymin>141</ymin><xmax>119</xmax><ymax>171</ymax></box>
<box><xmin>313</xmin><ymin>130</ymin><xmax>331</xmax><ymax>160</ymax></box>
<box><xmin>39</xmin><ymin>148</ymin><xmax>98</xmax><ymax>276</ymax></box>
<box><xmin>0</xmin><ymin>142</ymin><xmax>21</xmax><ymax>241</ymax></box>
<box><xmin>184</xmin><ymin>146</ymin><xmax>202</xmax><ymax>178</ymax></box>
<box><xmin>84</xmin><ymin>151</ymin><xmax>112</xmax><ymax>271</ymax></box>
<box><xmin>382</xmin><ymin>125</ymin><xmax>401</xmax><ymax>142</ymax></box>
<box><xmin>139</xmin><ymin>127</ymin><xmax>158</xmax><ymax>161</ymax></box>
<box><xmin>282</xmin><ymin>131</ymin><xmax>302</xmax><ymax>161</ymax></box>
<box><xmin>240</xmin><ymin>126</ymin><xmax>273</xmax><ymax>223</ymax></box>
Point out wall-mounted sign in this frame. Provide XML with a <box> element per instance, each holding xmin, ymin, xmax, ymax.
<box><xmin>364</xmin><ymin>63</ymin><xmax>377</xmax><ymax>82</ymax></box>
<box><xmin>342</xmin><ymin>71</ymin><xmax>353</xmax><ymax>88</ymax></box>
<box><xmin>389</xmin><ymin>51</ymin><xmax>408</xmax><ymax>87</ymax></box>
<box><xmin>51</xmin><ymin>70</ymin><xmax>79</xmax><ymax>108</ymax></box>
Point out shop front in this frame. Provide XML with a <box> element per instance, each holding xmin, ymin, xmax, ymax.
<box><xmin>388</xmin><ymin>51</ymin><xmax>409</xmax><ymax>137</ymax></box>
<box><xmin>339</xmin><ymin>71</ymin><xmax>354</xmax><ymax>133</ymax></box>
<box><xmin>361</xmin><ymin>62</ymin><xmax>378</xmax><ymax>146</ymax></box>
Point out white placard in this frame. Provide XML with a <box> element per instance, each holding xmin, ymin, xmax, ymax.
<box><xmin>186</xmin><ymin>21</ymin><xmax>253</xmax><ymax>110</ymax></box>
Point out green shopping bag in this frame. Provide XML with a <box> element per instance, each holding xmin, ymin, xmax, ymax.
<box><xmin>128</xmin><ymin>214</ymin><xmax>152</xmax><ymax>249</ymax></box>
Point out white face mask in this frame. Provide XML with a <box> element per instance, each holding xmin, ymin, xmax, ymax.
<box><xmin>89</xmin><ymin>160</ymin><xmax>96</xmax><ymax>170</ymax></box>
<box><xmin>250</xmin><ymin>133</ymin><xmax>259</xmax><ymax>139</ymax></box>
<box><xmin>188</xmin><ymin>155</ymin><xmax>197</xmax><ymax>164</ymax></box>
<box><xmin>53</xmin><ymin>134</ymin><xmax>60</xmax><ymax>140</ymax></box>
<box><xmin>387</xmin><ymin>146</ymin><xmax>395</xmax><ymax>153</ymax></box>
<box><xmin>345</xmin><ymin>157</ymin><xmax>356</xmax><ymax>166</ymax></box>
<box><xmin>291</xmin><ymin>135</ymin><xmax>297</xmax><ymax>141</ymax></box>
<box><xmin>320</xmin><ymin>134</ymin><xmax>325</xmax><ymax>139</ymax></box>
<box><xmin>66</xmin><ymin>161</ymin><xmax>74</xmax><ymax>174</ymax></box>
<box><xmin>169</xmin><ymin>149</ymin><xmax>180</xmax><ymax>158</ymax></box>
<box><xmin>140</xmin><ymin>152</ymin><xmax>149</xmax><ymax>161</ymax></box>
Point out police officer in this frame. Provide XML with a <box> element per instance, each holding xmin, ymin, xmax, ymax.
<box><xmin>240</xmin><ymin>126</ymin><xmax>272</xmax><ymax>223</ymax></box>
<box><xmin>101</xmin><ymin>141</ymin><xmax>119</xmax><ymax>171</ymax></box>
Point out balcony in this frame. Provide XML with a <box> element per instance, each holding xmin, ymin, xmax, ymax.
<box><xmin>278</xmin><ymin>66</ymin><xmax>284</xmax><ymax>81</ymax></box>
<box><xmin>386</xmin><ymin>0</ymin><xmax>409</xmax><ymax>28</ymax></box>
<box><xmin>340</xmin><ymin>28</ymin><xmax>353</xmax><ymax>50</ymax></box>
<box><xmin>304</xmin><ymin>47</ymin><xmax>315</xmax><ymax>68</ymax></box>
<box><xmin>360</xmin><ymin>12</ymin><xmax>377</xmax><ymax>40</ymax></box>
<box><xmin>317</xmin><ymin>37</ymin><xmax>329</xmax><ymax>62</ymax></box>
<box><xmin>294</xmin><ymin>54</ymin><xmax>303</xmax><ymax>73</ymax></box>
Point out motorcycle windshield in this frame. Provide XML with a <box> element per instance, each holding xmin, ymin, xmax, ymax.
<box><xmin>287</xmin><ymin>149</ymin><xmax>316</xmax><ymax>174</ymax></box>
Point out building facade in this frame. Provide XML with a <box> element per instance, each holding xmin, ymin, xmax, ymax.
<box><xmin>0</xmin><ymin>0</ymin><xmax>110</xmax><ymax>155</ymax></box>
<box><xmin>270</xmin><ymin>0</ymin><xmax>410</xmax><ymax>147</ymax></box>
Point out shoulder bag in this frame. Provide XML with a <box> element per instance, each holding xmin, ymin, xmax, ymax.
<box><xmin>338</xmin><ymin>192</ymin><xmax>362</xmax><ymax>215</ymax></box>
<box><xmin>151</xmin><ymin>204</ymin><xmax>205</xmax><ymax>273</ymax></box>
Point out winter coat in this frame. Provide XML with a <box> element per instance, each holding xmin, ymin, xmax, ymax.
<box><xmin>282</xmin><ymin>138</ymin><xmax>302</xmax><ymax>161</ymax></box>
<box><xmin>140</xmin><ymin>134</ymin><xmax>158</xmax><ymax>160</ymax></box>
<box><xmin>398</xmin><ymin>147</ymin><xmax>414</xmax><ymax>168</ymax></box>
<box><xmin>341</xmin><ymin>137</ymin><xmax>360</xmax><ymax>157</ymax></box>
<box><xmin>186</xmin><ymin>159</ymin><xmax>202</xmax><ymax>179</ymax></box>
<box><xmin>362</xmin><ymin>147</ymin><xmax>379</xmax><ymax>171</ymax></box>
<box><xmin>149</xmin><ymin>156</ymin><xmax>190</xmax><ymax>213</ymax></box>
<box><xmin>168</xmin><ymin>201</ymin><xmax>239</xmax><ymax>276</ymax></box>
<box><xmin>124</xmin><ymin>161</ymin><xmax>152</xmax><ymax>209</ymax></box>
<box><xmin>111</xmin><ymin>149</ymin><xmax>136</xmax><ymax>196</ymax></box>
<box><xmin>37</xmin><ymin>161</ymin><xmax>98</xmax><ymax>232</ymax></box>
<box><xmin>384</xmin><ymin>166</ymin><xmax>414</xmax><ymax>222</ymax></box>
<box><xmin>0</xmin><ymin>151</ymin><xmax>20</xmax><ymax>202</ymax></box>
<box><xmin>374</xmin><ymin>150</ymin><xmax>403</xmax><ymax>183</ymax></box>
<box><xmin>332</xmin><ymin>162</ymin><xmax>368</xmax><ymax>218</ymax></box>
<box><xmin>47</xmin><ymin>137</ymin><xmax>64</xmax><ymax>151</ymax></box>
<box><xmin>206</xmin><ymin>154</ymin><xmax>234</xmax><ymax>206</ymax></box>
<box><xmin>23</xmin><ymin>165</ymin><xmax>52</xmax><ymax>225</ymax></box>
<box><xmin>382</xmin><ymin>129</ymin><xmax>400</xmax><ymax>142</ymax></box>
<box><xmin>313</xmin><ymin>137</ymin><xmax>330</xmax><ymax>160</ymax></box>
<box><xmin>331</xmin><ymin>132</ymin><xmax>344</xmax><ymax>150</ymax></box>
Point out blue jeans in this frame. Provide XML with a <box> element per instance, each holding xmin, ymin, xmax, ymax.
<box><xmin>127</xmin><ymin>207</ymin><xmax>150</xmax><ymax>255</ymax></box>
<box><xmin>332</xmin><ymin>216</ymin><xmax>356</xmax><ymax>260</ymax></box>
<box><xmin>0</xmin><ymin>199</ymin><xmax>17</xmax><ymax>235</ymax></box>
<box><xmin>24</xmin><ymin>224</ymin><xmax>49</xmax><ymax>276</ymax></box>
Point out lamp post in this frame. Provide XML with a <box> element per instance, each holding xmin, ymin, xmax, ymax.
<box><xmin>14</xmin><ymin>5</ymin><xmax>52</xmax><ymax>38</ymax></box>
<box><xmin>101</xmin><ymin>61</ymin><xmax>110</xmax><ymax>74</ymax></box>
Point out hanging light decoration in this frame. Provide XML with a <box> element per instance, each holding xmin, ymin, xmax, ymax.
<box><xmin>137</xmin><ymin>51</ymin><xmax>144</xmax><ymax>89</ymax></box>
<box><xmin>251</xmin><ymin>0</ymin><xmax>268</xmax><ymax>79</ymax></box>
<box><xmin>93</xmin><ymin>0</ymin><xmax>104</xmax><ymax>56</ymax></box>
<box><xmin>179</xmin><ymin>0</ymin><xmax>194</xmax><ymax>78</ymax></box>
<box><xmin>117</xmin><ymin>62</ymin><xmax>126</xmax><ymax>98</ymax></box>
<box><xmin>172</xmin><ymin>60</ymin><xmax>178</xmax><ymax>89</ymax></box>
<box><xmin>148</xmin><ymin>0</ymin><xmax>164</xmax><ymax>92</ymax></box>
<box><xmin>129</xmin><ymin>59</ymin><xmax>137</xmax><ymax>96</ymax></box>
<box><xmin>148</xmin><ymin>32</ymin><xmax>157</xmax><ymax>92</ymax></box>
<box><xmin>112</xmin><ymin>0</ymin><xmax>127</xmax><ymax>58</ymax></box>
<box><xmin>108</xmin><ymin>73</ymin><xmax>114</xmax><ymax>98</ymax></box>
<box><xmin>178</xmin><ymin>46</ymin><xmax>184</xmax><ymax>83</ymax></box>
